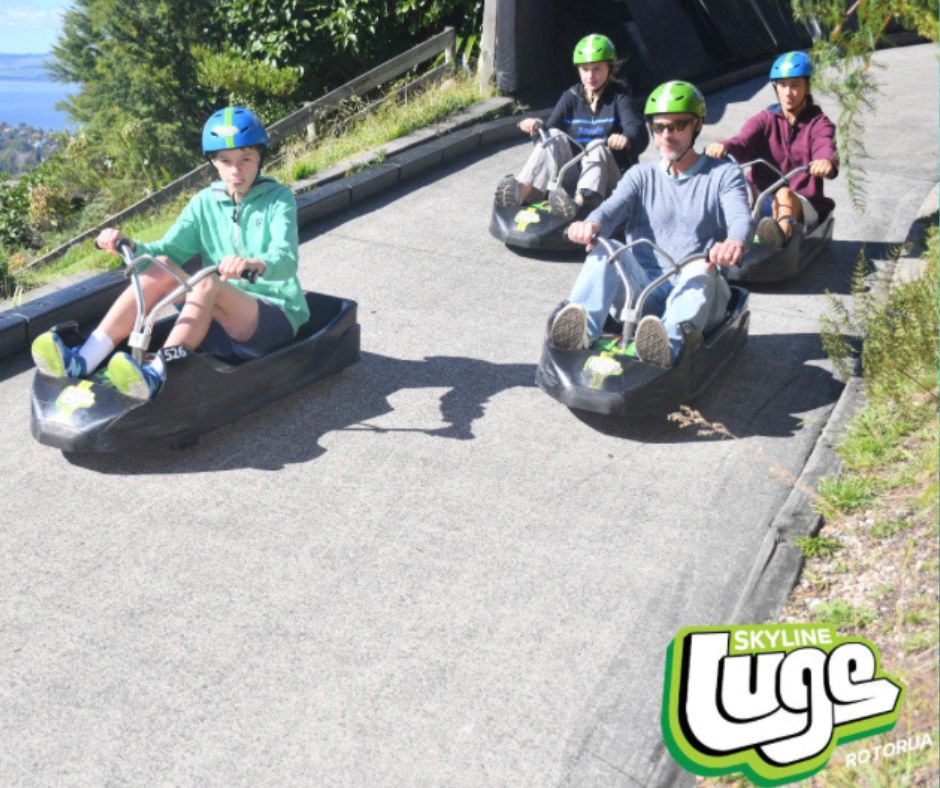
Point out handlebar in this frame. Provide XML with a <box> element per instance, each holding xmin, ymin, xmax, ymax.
<box><xmin>740</xmin><ymin>160</ymin><xmax>810</xmax><ymax>221</ymax></box>
<box><xmin>567</xmin><ymin>233</ymin><xmax>709</xmax><ymax>348</ymax></box>
<box><xmin>97</xmin><ymin>237</ymin><xmax>259</xmax><ymax>361</ymax></box>
<box><xmin>724</xmin><ymin>156</ymin><xmax>822</xmax><ymax>220</ymax></box>
<box><xmin>116</xmin><ymin>238</ymin><xmax>134</xmax><ymax>260</ymax></box>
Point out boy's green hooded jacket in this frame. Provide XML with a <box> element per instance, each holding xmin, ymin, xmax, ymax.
<box><xmin>135</xmin><ymin>177</ymin><xmax>310</xmax><ymax>333</ymax></box>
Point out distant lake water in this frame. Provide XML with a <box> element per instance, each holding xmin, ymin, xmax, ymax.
<box><xmin>0</xmin><ymin>78</ymin><xmax>77</xmax><ymax>131</ymax></box>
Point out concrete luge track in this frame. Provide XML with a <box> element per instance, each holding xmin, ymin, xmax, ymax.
<box><xmin>0</xmin><ymin>45</ymin><xmax>935</xmax><ymax>787</ymax></box>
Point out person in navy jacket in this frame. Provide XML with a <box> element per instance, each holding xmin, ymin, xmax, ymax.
<box><xmin>495</xmin><ymin>34</ymin><xmax>648</xmax><ymax>217</ymax></box>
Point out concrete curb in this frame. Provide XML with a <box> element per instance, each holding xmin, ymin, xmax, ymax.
<box><xmin>650</xmin><ymin>181</ymin><xmax>937</xmax><ymax>788</ymax></box>
<box><xmin>0</xmin><ymin>97</ymin><xmax>518</xmax><ymax>361</ymax></box>
<box><xmin>894</xmin><ymin>184</ymin><xmax>938</xmax><ymax>286</ymax></box>
<box><xmin>729</xmin><ymin>375</ymin><xmax>864</xmax><ymax>625</ymax></box>
<box><xmin>0</xmin><ymin>270</ymin><xmax>128</xmax><ymax>354</ymax></box>
<box><xmin>648</xmin><ymin>377</ymin><xmax>864</xmax><ymax>788</ymax></box>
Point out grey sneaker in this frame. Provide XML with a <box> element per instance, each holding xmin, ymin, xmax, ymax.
<box><xmin>550</xmin><ymin>303</ymin><xmax>590</xmax><ymax>350</ymax></box>
<box><xmin>756</xmin><ymin>216</ymin><xmax>784</xmax><ymax>247</ymax></box>
<box><xmin>548</xmin><ymin>189</ymin><xmax>578</xmax><ymax>221</ymax></box>
<box><xmin>495</xmin><ymin>175</ymin><xmax>523</xmax><ymax>209</ymax></box>
<box><xmin>634</xmin><ymin>315</ymin><xmax>671</xmax><ymax>367</ymax></box>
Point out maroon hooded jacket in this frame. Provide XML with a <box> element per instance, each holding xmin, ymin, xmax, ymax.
<box><xmin>719</xmin><ymin>100</ymin><xmax>838</xmax><ymax>220</ymax></box>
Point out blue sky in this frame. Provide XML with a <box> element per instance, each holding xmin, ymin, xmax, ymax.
<box><xmin>0</xmin><ymin>2</ymin><xmax>68</xmax><ymax>55</ymax></box>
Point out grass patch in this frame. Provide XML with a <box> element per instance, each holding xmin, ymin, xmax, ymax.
<box><xmin>815</xmin><ymin>474</ymin><xmax>876</xmax><ymax>516</ymax></box>
<box><xmin>793</xmin><ymin>534</ymin><xmax>844</xmax><ymax>558</ymax></box>
<box><xmin>901</xmin><ymin>599</ymin><xmax>938</xmax><ymax>627</ymax></box>
<box><xmin>918</xmin><ymin>558</ymin><xmax>938</xmax><ymax>574</ymax></box>
<box><xmin>869</xmin><ymin>583</ymin><xmax>895</xmax><ymax>599</ymax></box>
<box><xmin>902</xmin><ymin>630</ymin><xmax>938</xmax><ymax>654</ymax></box>
<box><xmin>870</xmin><ymin>517</ymin><xmax>913</xmax><ymax>538</ymax></box>
<box><xmin>270</xmin><ymin>74</ymin><xmax>484</xmax><ymax>184</ymax></box>
<box><xmin>810</xmin><ymin>600</ymin><xmax>878</xmax><ymax>630</ymax></box>
<box><xmin>838</xmin><ymin>402</ymin><xmax>915</xmax><ymax>471</ymax></box>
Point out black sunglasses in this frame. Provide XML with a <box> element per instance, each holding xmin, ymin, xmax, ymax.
<box><xmin>649</xmin><ymin>118</ymin><xmax>695</xmax><ymax>134</ymax></box>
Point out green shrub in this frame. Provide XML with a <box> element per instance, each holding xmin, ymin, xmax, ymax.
<box><xmin>822</xmin><ymin>224</ymin><xmax>939</xmax><ymax>412</ymax></box>
<box><xmin>0</xmin><ymin>180</ymin><xmax>33</xmax><ymax>249</ymax></box>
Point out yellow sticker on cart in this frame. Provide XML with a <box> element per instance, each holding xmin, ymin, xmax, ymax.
<box><xmin>55</xmin><ymin>380</ymin><xmax>96</xmax><ymax>418</ymax></box>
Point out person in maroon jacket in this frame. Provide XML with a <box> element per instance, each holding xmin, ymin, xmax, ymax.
<box><xmin>706</xmin><ymin>51</ymin><xmax>838</xmax><ymax>247</ymax></box>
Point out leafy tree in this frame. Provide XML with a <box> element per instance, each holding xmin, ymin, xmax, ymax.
<box><xmin>192</xmin><ymin>46</ymin><xmax>302</xmax><ymax>124</ymax></box>
<box><xmin>791</xmin><ymin>0</ymin><xmax>938</xmax><ymax>207</ymax></box>
<box><xmin>215</xmin><ymin>0</ymin><xmax>483</xmax><ymax>97</ymax></box>
<box><xmin>6</xmin><ymin>0</ymin><xmax>483</xmax><ymax>260</ymax></box>
<box><xmin>48</xmin><ymin>0</ymin><xmax>225</xmax><ymax>184</ymax></box>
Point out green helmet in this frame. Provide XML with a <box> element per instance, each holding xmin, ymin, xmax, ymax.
<box><xmin>573</xmin><ymin>34</ymin><xmax>616</xmax><ymax>65</ymax></box>
<box><xmin>644</xmin><ymin>80</ymin><xmax>707</xmax><ymax>119</ymax></box>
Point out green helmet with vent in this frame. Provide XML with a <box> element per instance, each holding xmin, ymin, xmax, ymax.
<box><xmin>572</xmin><ymin>34</ymin><xmax>616</xmax><ymax>65</ymax></box>
<box><xmin>644</xmin><ymin>80</ymin><xmax>707</xmax><ymax>119</ymax></box>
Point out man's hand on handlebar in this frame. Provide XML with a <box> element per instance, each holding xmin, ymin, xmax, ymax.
<box><xmin>708</xmin><ymin>238</ymin><xmax>744</xmax><ymax>267</ymax></box>
<box><xmin>518</xmin><ymin>118</ymin><xmax>543</xmax><ymax>136</ymax></box>
<box><xmin>567</xmin><ymin>220</ymin><xmax>601</xmax><ymax>251</ymax></box>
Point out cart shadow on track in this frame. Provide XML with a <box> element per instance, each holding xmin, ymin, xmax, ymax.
<box><xmin>64</xmin><ymin>351</ymin><xmax>539</xmax><ymax>474</ymax></box>
<box><xmin>63</xmin><ymin>323</ymin><xmax>844</xmax><ymax>474</ymax></box>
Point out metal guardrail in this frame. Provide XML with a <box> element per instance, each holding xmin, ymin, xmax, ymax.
<box><xmin>24</xmin><ymin>28</ymin><xmax>456</xmax><ymax>273</ymax></box>
<box><xmin>268</xmin><ymin>28</ymin><xmax>456</xmax><ymax>144</ymax></box>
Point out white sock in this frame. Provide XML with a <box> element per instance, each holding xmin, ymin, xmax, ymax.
<box><xmin>78</xmin><ymin>329</ymin><xmax>115</xmax><ymax>373</ymax></box>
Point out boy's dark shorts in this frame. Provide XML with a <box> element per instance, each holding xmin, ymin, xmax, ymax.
<box><xmin>197</xmin><ymin>298</ymin><xmax>295</xmax><ymax>361</ymax></box>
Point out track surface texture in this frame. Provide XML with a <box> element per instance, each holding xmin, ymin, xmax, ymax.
<box><xmin>1</xmin><ymin>45</ymin><xmax>935</xmax><ymax>787</ymax></box>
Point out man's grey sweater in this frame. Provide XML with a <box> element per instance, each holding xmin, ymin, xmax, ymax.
<box><xmin>587</xmin><ymin>155</ymin><xmax>752</xmax><ymax>275</ymax></box>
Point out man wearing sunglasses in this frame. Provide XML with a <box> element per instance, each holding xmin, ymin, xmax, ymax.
<box><xmin>550</xmin><ymin>80</ymin><xmax>752</xmax><ymax>368</ymax></box>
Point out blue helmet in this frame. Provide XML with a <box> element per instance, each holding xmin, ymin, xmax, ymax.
<box><xmin>770</xmin><ymin>51</ymin><xmax>814</xmax><ymax>80</ymax></box>
<box><xmin>202</xmin><ymin>106</ymin><xmax>269</xmax><ymax>156</ymax></box>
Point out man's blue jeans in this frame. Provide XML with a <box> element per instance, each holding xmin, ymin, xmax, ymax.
<box><xmin>567</xmin><ymin>242</ymin><xmax>731</xmax><ymax>363</ymax></box>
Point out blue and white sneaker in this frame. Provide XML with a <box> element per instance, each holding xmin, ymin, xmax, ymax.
<box><xmin>107</xmin><ymin>352</ymin><xmax>163</xmax><ymax>400</ymax></box>
<box><xmin>31</xmin><ymin>331</ymin><xmax>86</xmax><ymax>378</ymax></box>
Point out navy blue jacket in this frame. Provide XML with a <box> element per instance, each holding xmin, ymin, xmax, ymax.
<box><xmin>545</xmin><ymin>81</ymin><xmax>649</xmax><ymax>171</ymax></box>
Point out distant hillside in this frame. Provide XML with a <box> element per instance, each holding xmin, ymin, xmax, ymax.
<box><xmin>0</xmin><ymin>53</ymin><xmax>53</xmax><ymax>81</ymax></box>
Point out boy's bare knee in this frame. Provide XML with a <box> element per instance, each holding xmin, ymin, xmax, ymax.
<box><xmin>186</xmin><ymin>273</ymin><xmax>220</xmax><ymax>304</ymax></box>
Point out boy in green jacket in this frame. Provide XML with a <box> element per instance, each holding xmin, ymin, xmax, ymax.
<box><xmin>31</xmin><ymin>106</ymin><xmax>309</xmax><ymax>400</ymax></box>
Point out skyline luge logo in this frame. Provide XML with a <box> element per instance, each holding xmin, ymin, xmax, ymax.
<box><xmin>661</xmin><ymin>623</ymin><xmax>904</xmax><ymax>786</ymax></box>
